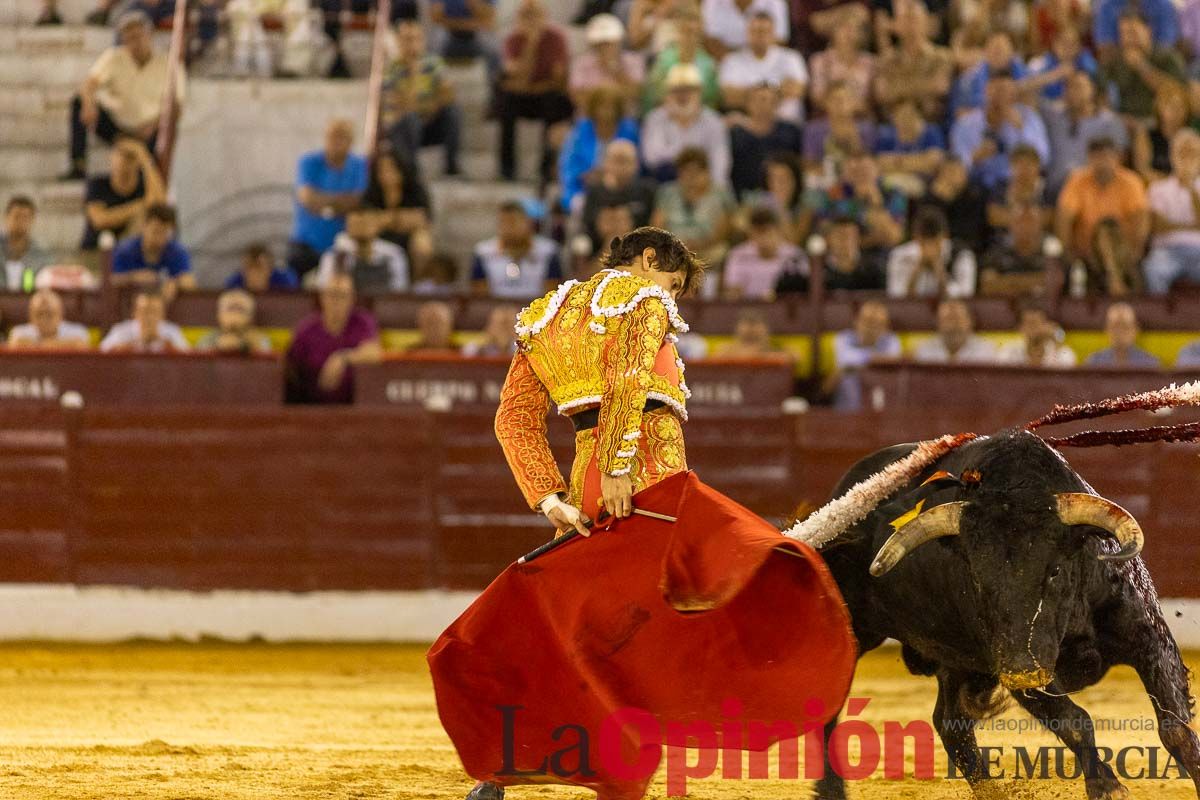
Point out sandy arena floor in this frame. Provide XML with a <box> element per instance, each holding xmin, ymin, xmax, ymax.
<box><xmin>0</xmin><ymin>642</ymin><xmax>1196</xmax><ymax>800</ymax></box>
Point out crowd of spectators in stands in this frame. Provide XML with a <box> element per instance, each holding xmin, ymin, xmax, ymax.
<box><xmin>19</xmin><ymin>0</ymin><xmax>1200</xmax><ymax>408</ymax></box>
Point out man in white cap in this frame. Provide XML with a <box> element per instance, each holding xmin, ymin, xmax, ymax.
<box><xmin>641</xmin><ymin>63</ymin><xmax>730</xmax><ymax>184</ymax></box>
<box><xmin>569</xmin><ymin>13</ymin><xmax>645</xmax><ymax>109</ymax></box>
<box><xmin>63</xmin><ymin>10</ymin><xmax>173</xmax><ymax>181</ymax></box>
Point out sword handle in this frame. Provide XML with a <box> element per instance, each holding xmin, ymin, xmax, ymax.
<box><xmin>516</xmin><ymin>511</ymin><xmax>610</xmax><ymax>564</ymax></box>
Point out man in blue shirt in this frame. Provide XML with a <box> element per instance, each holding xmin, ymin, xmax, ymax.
<box><xmin>110</xmin><ymin>202</ymin><xmax>196</xmax><ymax>300</ymax></box>
<box><xmin>1085</xmin><ymin>303</ymin><xmax>1162</xmax><ymax>368</ymax></box>
<box><xmin>950</xmin><ymin>69</ymin><xmax>1050</xmax><ymax>191</ymax></box>
<box><xmin>287</xmin><ymin>119</ymin><xmax>369</xmax><ymax>280</ymax></box>
<box><xmin>225</xmin><ymin>242</ymin><xmax>300</xmax><ymax>292</ymax></box>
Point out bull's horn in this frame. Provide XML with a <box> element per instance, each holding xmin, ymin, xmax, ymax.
<box><xmin>870</xmin><ymin>502</ymin><xmax>966</xmax><ymax>577</ymax></box>
<box><xmin>1055</xmin><ymin>493</ymin><xmax>1144</xmax><ymax>562</ymax></box>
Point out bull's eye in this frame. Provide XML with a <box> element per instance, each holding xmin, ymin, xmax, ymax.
<box><xmin>1049</xmin><ymin>565</ymin><xmax>1062</xmax><ymax>579</ymax></box>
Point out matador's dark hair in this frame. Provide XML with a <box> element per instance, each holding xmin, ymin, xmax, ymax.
<box><xmin>601</xmin><ymin>226</ymin><xmax>707</xmax><ymax>298</ymax></box>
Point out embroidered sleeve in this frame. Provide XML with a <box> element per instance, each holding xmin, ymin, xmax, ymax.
<box><xmin>495</xmin><ymin>351</ymin><xmax>568</xmax><ymax>510</ymax></box>
<box><xmin>595</xmin><ymin>295</ymin><xmax>670</xmax><ymax>477</ymax></box>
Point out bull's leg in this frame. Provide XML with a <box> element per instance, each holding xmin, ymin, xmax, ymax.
<box><xmin>1122</xmin><ymin>617</ymin><xmax>1200</xmax><ymax>797</ymax></box>
<box><xmin>811</xmin><ymin>715</ymin><xmax>846</xmax><ymax>800</ymax></box>
<box><xmin>933</xmin><ymin>670</ymin><xmax>990</xmax><ymax>794</ymax></box>
<box><xmin>1010</xmin><ymin>689</ymin><xmax>1127</xmax><ymax>799</ymax></box>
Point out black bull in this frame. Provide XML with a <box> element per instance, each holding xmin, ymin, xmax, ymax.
<box><xmin>811</xmin><ymin>429</ymin><xmax>1200</xmax><ymax>800</ymax></box>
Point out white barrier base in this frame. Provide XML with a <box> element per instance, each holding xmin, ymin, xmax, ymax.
<box><xmin>0</xmin><ymin>585</ymin><xmax>1196</xmax><ymax>648</ymax></box>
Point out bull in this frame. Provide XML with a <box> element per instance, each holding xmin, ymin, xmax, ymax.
<box><xmin>807</xmin><ymin>429</ymin><xmax>1200</xmax><ymax>799</ymax></box>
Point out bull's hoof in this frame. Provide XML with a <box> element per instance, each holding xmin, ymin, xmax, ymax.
<box><xmin>1085</xmin><ymin>778</ymin><xmax>1130</xmax><ymax>800</ymax></box>
<box><xmin>465</xmin><ymin>782</ymin><xmax>504</xmax><ymax>800</ymax></box>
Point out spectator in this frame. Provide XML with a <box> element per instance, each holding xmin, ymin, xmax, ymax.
<box><xmin>641</xmin><ymin>3</ymin><xmax>721</xmax><ymax>113</ymax></box>
<box><xmin>1024</xmin><ymin>27</ymin><xmax>1098</xmax><ymax>101</ymax></box>
<box><xmin>874</xmin><ymin>4</ymin><xmax>954</xmax><ymax>120</ymax></box>
<box><xmin>801</xmin><ymin>81</ymin><xmax>876</xmax><ymax>174</ymax></box>
<box><xmin>641</xmin><ymin>64</ymin><xmax>730</xmax><ymax>184</ymax></box>
<box><xmin>827</xmin><ymin>300</ymin><xmax>902</xmax><ymax>410</ymax></box>
<box><xmin>317</xmin><ymin>207</ymin><xmax>410</xmax><ymax>294</ymax></box>
<box><xmin>1093</xmin><ymin>0</ymin><xmax>1179</xmax><ymax>55</ymax></box>
<box><xmin>407</xmin><ymin>300</ymin><xmax>458</xmax><ymax>354</ymax></box>
<box><xmin>651</xmin><ymin>147</ymin><xmax>736</xmax><ymax>277</ymax></box>
<box><xmin>1056</xmin><ymin>137</ymin><xmax>1149</xmax><ymax>295</ymax></box>
<box><xmin>429</xmin><ymin>0</ymin><xmax>498</xmax><ymax>67</ymax></box>
<box><xmin>7</xmin><ymin>289</ymin><xmax>90</xmax><ymax>350</ymax></box>
<box><xmin>99</xmin><ymin>289</ymin><xmax>190</xmax><ymax>353</ymax></box>
<box><xmin>712</xmin><ymin>309</ymin><xmax>790</xmax><ymax>359</ymax></box>
<box><xmin>412</xmin><ymin>253</ymin><xmax>461</xmax><ymax>295</ymax></box>
<box><xmin>569</xmin><ymin>14</ymin><xmax>645</xmax><ymax>110</ymax></box>
<box><xmin>471</xmin><ymin>201</ymin><xmax>562</xmax><ymax>298</ymax></box>
<box><xmin>952</xmin><ymin>31</ymin><xmax>1028</xmax><ymax>114</ymax></box>
<box><xmin>383</xmin><ymin>20</ymin><xmax>462</xmax><ymax>178</ymax></box>
<box><xmin>226</xmin><ymin>0</ymin><xmax>316</xmax><ymax>78</ymax></box>
<box><xmin>807</xmin><ymin>150</ymin><xmax>906</xmax><ymax>250</ymax></box>
<box><xmin>110</xmin><ymin>204</ymin><xmax>196</xmax><ymax>300</ymax></box>
<box><xmin>979</xmin><ymin>204</ymin><xmax>1051</xmax><ymax>296</ymax></box>
<box><xmin>558</xmin><ymin>87</ymin><xmax>639</xmax><ymax>214</ymax></box>
<box><xmin>195</xmin><ymin>290</ymin><xmax>273</xmax><ymax>355</ymax></box>
<box><xmin>1184</xmin><ymin>0</ymin><xmax>1200</xmax><ymax>61</ymax></box>
<box><xmin>362</xmin><ymin>151</ymin><xmax>433</xmax><ymax>270</ymax></box>
<box><xmin>63</xmin><ymin>11</ymin><xmax>170</xmax><ymax>181</ymax></box>
<box><xmin>627</xmin><ymin>0</ymin><xmax>690</xmax><ymax>53</ymax></box>
<box><xmin>998</xmin><ymin>303</ymin><xmax>1076</xmax><ymax>366</ymax></box>
<box><xmin>582</xmin><ymin>202</ymin><xmax>637</xmax><ymax>275</ymax></box>
<box><xmin>1143</xmin><ymin>129</ymin><xmax>1200</xmax><ymax>295</ymax></box>
<box><xmin>728</xmin><ymin>83</ymin><xmax>803</xmax><ymax>200</ymax></box>
<box><xmin>462</xmin><ymin>304</ymin><xmax>519</xmax><ymax>357</ymax></box>
<box><xmin>1042</xmin><ymin>72</ymin><xmax>1130</xmax><ymax>193</ymax></box>
<box><xmin>949</xmin><ymin>69</ymin><xmax>1050</xmax><ymax>192</ymax></box>
<box><xmin>740</xmin><ymin>152</ymin><xmax>809</xmax><ymax>244</ymax></box>
<box><xmin>1085</xmin><ymin>302</ymin><xmax>1161</xmax><ymax>367</ymax></box>
<box><xmin>874</xmin><ymin>100</ymin><xmax>947</xmax><ymax>194</ymax></box>
<box><xmin>80</xmin><ymin>137</ymin><xmax>166</xmax><ymax>255</ymax></box>
<box><xmin>288</xmin><ymin>119</ymin><xmax>369</xmax><ymax>279</ymax></box>
<box><xmin>914</xmin><ymin>299</ymin><xmax>998</xmax><ymax>363</ymax></box>
<box><xmin>1133</xmin><ymin>83</ymin><xmax>1198</xmax><ymax>183</ymax></box>
<box><xmin>701</xmin><ymin>0</ymin><xmax>788</xmax><ymax>59</ymax></box>
<box><xmin>987</xmin><ymin>144</ymin><xmax>1049</xmax><ymax>230</ymax></box>
<box><xmin>718</xmin><ymin>12</ymin><xmax>808</xmax><ymax>122</ymax></box>
<box><xmin>722</xmin><ymin>207</ymin><xmax>805</xmax><ymax>300</ymax></box>
<box><xmin>1098</xmin><ymin>12</ymin><xmax>1185</xmax><ymax>122</ymax></box>
<box><xmin>285</xmin><ymin>271</ymin><xmax>382</xmax><ymax>404</ymax></box>
<box><xmin>910</xmin><ymin>160</ymin><xmax>988</xmax><ymax>254</ymax></box>
<box><xmin>580</xmin><ymin>140</ymin><xmax>658</xmax><ymax>248</ymax></box>
<box><xmin>813</xmin><ymin>216</ymin><xmax>885</xmax><ymax>292</ymax></box>
<box><xmin>225</xmin><ymin>243</ymin><xmax>300</xmax><ymax>292</ymax></box>
<box><xmin>1</xmin><ymin>196</ymin><xmax>51</xmax><ymax>292</ymax></box>
<box><xmin>496</xmin><ymin>0</ymin><xmax>573</xmax><ymax>184</ymax></box>
<box><xmin>887</xmin><ymin>207</ymin><xmax>978</xmax><ymax>297</ymax></box>
<box><xmin>808</xmin><ymin>13</ymin><xmax>874</xmax><ymax>112</ymax></box>
<box><xmin>1031</xmin><ymin>0</ymin><xmax>1090</xmax><ymax>54</ymax></box>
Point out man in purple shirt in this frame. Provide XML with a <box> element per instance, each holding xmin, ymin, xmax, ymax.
<box><xmin>285</xmin><ymin>272</ymin><xmax>382</xmax><ymax>404</ymax></box>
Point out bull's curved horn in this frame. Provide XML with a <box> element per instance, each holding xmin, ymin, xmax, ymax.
<box><xmin>1055</xmin><ymin>493</ymin><xmax>1143</xmax><ymax>562</ymax></box>
<box><xmin>870</xmin><ymin>502</ymin><xmax>966</xmax><ymax>577</ymax></box>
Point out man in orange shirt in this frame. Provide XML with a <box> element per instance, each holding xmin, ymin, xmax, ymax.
<box><xmin>1055</xmin><ymin>137</ymin><xmax>1150</xmax><ymax>295</ymax></box>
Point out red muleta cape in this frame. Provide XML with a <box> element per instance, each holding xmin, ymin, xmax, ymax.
<box><xmin>427</xmin><ymin>471</ymin><xmax>857</xmax><ymax>799</ymax></box>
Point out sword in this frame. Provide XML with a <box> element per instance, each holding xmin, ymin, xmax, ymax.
<box><xmin>516</xmin><ymin>507</ymin><xmax>678</xmax><ymax>564</ymax></box>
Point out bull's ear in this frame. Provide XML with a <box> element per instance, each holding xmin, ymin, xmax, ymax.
<box><xmin>870</xmin><ymin>502</ymin><xmax>967</xmax><ymax>577</ymax></box>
